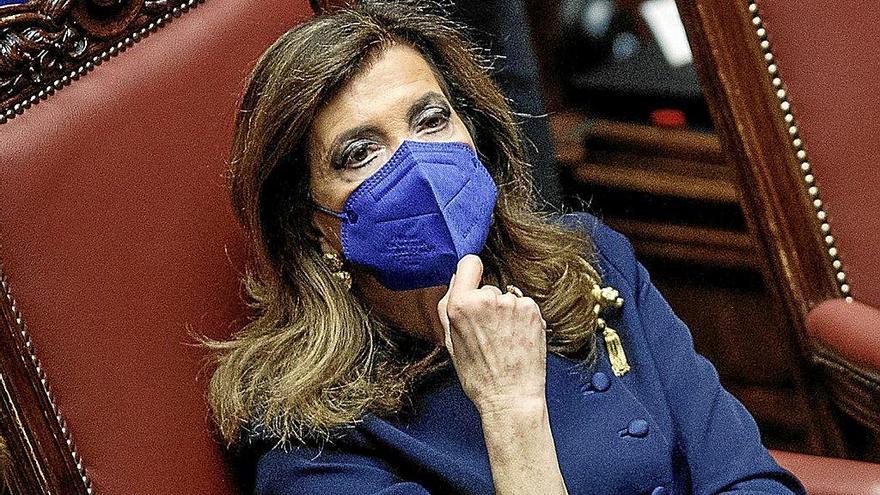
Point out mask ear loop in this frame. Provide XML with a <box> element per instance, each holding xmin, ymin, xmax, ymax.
<box><xmin>307</xmin><ymin>191</ymin><xmax>354</xmax><ymax>223</ymax></box>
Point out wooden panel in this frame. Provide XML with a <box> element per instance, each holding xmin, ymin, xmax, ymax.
<box><xmin>552</xmin><ymin>108</ymin><xmax>840</xmax><ymax>454</ymax></box>
<box><xmin>552</xmin><ymin>115</ymin><xmax>735</xmax><ymax>202</ymax></box>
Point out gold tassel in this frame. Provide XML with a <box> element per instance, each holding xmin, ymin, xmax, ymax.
<box><xmin>592</xmin><ymin>283</ymin><xmax>630</xmax><ymax>376</ymax></box>
<box><xmin>600</xmin><ymin>318</ymin><xmax>631</xmax><ymax>377</ymax></box>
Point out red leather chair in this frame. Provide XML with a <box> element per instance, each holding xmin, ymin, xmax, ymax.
<box><xmin>678</xmin><ymin>0</ymin><xmax>880</xmax><ymax>490</ymax></box>
<box><xmin>3</xmin><ymin>1</ymin><xmax>875</xmax><ymax>494</ymax></box>
<box><xmin>0</xmin><ymin>1</ymin><xmax>313</xmax><ymax>493</ymax></box>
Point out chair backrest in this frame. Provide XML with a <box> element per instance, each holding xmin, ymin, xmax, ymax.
<box><xmin>0</xmin><ymin>1</ymin><xmax>314</xmax><ymax>493</ymax></box>
<box><xmin>676</xmin><ymin>0</ymin><xmax>880</xmax><ymax>457</ymax></box>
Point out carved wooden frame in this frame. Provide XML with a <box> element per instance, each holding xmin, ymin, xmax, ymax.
<box><xmin>0</xmin><ymin>0</ymin><xmax>206</xmax><ymax>125</ymax></box>
<box><xmin>0</xmin><ymin>2</ymin><xmax>225</xmax><ymax>493</ymax></box>
<box><xmin>0</xmin><ymin>264</ymin><xmax>92</xmax><ymax>494</ymax></box>
<box><xmin>674</xmin><ymin>0</ymin><xmax>873</xmax><ymax>456</ymax></box>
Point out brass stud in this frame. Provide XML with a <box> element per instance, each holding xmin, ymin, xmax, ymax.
<box><xmin>788</xmin><ymin>125</ymin><xmax>798</xmax><ymax>136</ymax></box>
<box><xmin>808</xmin><ymin>186</ymin><xmax>819</xmax><ymax>196</ymax></box>
<box><xmin>768</xmin><ymin>63</ymin><xmax>778</xmax><ymax>74</ymax></box>
<box><xmin>820</xmin><ymin>223</ymin><xmax>831</xmax><ymax>233</ymax></box>
<box><xmin>833</xmin><ymin>260</ymin><xmax>842</xmax><ymax>269</ymax></box>
<box><xmin>825</xmin><ymin>235</ymin><xmax>834</xmax><ymax>245</ymax></box>
<box><xmin>793</xmin><ymin>137</ymin><xmax>803</xmax><ymax>147</ymax></box>
<box><xmin>804</xmin><ymin>174</ymin><xmax>814</xmax><ymax>184</ymax></box>
<box><xmin>829</xmin><ymin>246</ymin><xmax>838</xmax><ymax>256</ymax></box>
<box><xmin>757</xmin><ymin>27</ymin><xmax>767</xmax><ymax>38</ymax></box>
<box><xmin>817</xmin><ymin>210</ymin><xmax>826</xmax><ymax>221</ymax></box>
<box><xmin>752</xmin><ymin>16</ymin><xmax>762</xmax><ymax>26</ymax></box>
<box><xmin>797</xmin><ymin>150</ymin><xmax>807</xmax><ymax>160</ymax></box>
<box><xmin>836</xmin><ymin>272</ymin><xmax>846</xmax><ymax>282</ymax></box>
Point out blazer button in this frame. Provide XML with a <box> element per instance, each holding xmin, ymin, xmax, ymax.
<box><xmin>627</xmin><ymin>419</ymin><xmax>649</xmax><ymax>438</ymax></box>
<box><xmin>590</xmin><ymin>372</ymin><xmax>611</xmax><ymax>392</ymax></box>
<box><xmin>651</xmin><ymin>487</ymin><xmax>669</xmax><ymax>495</ymax></box>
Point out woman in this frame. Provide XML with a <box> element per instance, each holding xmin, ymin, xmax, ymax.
<box><xmin>205</xmin><ymin>2</ymin><xmax>804</xmax><ymax>494</ymax></box>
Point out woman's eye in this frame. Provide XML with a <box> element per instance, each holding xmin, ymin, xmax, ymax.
<box><xmin>340</xmin><ymin>141</ymin><xmax>381</xmax><ymax>169</ymax></box>
<box><xmin>418</xmin><ymin>108</ymin><xmax>450</xmax><ymax>132</ymax></box>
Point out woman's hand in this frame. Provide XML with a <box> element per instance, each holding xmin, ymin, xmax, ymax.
<box><xmin>437</xmin><ymin>255</ymin><xmax>568</xmax><ymax>495</ymax></box>
<box><xmin>437</xmin><ymin>254</ymin><xmax>548</xmax><ymax>417</ymax></box>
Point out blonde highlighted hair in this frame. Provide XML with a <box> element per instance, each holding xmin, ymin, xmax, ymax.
<box><xmin>203</xmin><ymin>0</ymin><xmax>602</xmax><ymax>446</ymax></box>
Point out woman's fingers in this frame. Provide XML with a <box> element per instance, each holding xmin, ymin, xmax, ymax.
<box><xmin>444</xmin><ymin>324</ymin><xmax>455</xmax><ymax>358</ymax></box>
<box><xmin>448</xmin><ymin>255</ymin><xmax>483</xmax><ymax>303</ymax></box>
<box><xmin>438</xmin><ymin>274</ymin><xmax>455</xmax><ymax>356</ymax></box>
<box><xmin>437</xmin><ymin>274</ymin><xmax>454</xmax><ymax>333</ymax></box>
<box><xmin>481</xmin><ymin>284</ymin><xmax>503</xmax><ymax>296</ymax></box>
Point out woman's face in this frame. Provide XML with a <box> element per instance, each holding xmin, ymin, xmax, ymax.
<box><xmin>307</xmin><ymin>43</ymin><xmax>476</xmax><ymax>250</ymax></box>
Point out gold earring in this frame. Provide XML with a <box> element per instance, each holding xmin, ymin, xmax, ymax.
<box><xmin>323</xmin><ymin>252</ymin><xmax>352</xmax><ymax>290</ymax></box>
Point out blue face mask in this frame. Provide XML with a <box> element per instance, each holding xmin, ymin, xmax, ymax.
<box><xmin>314</xmin><ymin>140</ymin><xmax>498</xmax><ymax>291</ymax></box>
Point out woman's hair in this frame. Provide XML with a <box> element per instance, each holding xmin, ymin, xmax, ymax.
<box><xmin>204</xmin><ymin>0</ymin><xmax>602</xmax><ymax>446</ymax></box>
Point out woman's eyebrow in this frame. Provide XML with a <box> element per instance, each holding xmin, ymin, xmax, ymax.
<box><xmin>406</xmin><ymin>92</ymin><xmax>449</xmax><ymax>124</ymax></box>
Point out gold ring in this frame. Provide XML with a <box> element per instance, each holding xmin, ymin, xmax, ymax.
<box><xmin>505</xmin><ymin>285</ymin><xmax>524</xmax><ymax>298</ymax></box>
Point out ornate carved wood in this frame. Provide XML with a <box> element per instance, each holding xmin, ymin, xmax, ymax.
<box><xmin>0</xmin><ymin>0</ymin><xmax>204</xmax><ymax>125</ymax></box>
<box><xmin>0</xmin><ymin>265</ymin><xmax>91</xmax><ymax>494</ymax></box>
<box><xmin>674</xmin><ymin>0</ymin><xmax>853</xmax><ymax>456</ymax></box>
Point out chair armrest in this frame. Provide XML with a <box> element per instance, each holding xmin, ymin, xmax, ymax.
<box><xmin>770</xmin><ymin>450</ymin><xmax>880</xmax><ymax>495</ymax></box>
<box><xmin>806</xmin><ymin>299</ymin><xmax>880</xmax><ymax>371</ymax></box>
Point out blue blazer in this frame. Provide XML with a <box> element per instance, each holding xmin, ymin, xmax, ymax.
<box><xmin>254</xmin><ymin>213</ymin><xmax>805</xmax><ymax>495</ymax></box>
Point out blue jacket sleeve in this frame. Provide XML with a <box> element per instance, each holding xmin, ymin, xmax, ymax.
<box><xmin>593</xmin><ymin>221</ymin><xmax>805</xmax><ymax>495</ymax></box>
<box><xmin>254</xmin><ymin>447</ymin><xmax>431</xmax><ymax>495</ymax></box>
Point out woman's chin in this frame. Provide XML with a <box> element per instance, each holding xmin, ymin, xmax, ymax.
<box><xmin>354</xmin><ymin>273</ymin><xmax>449</xmax><ymax>344</ymax></box>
